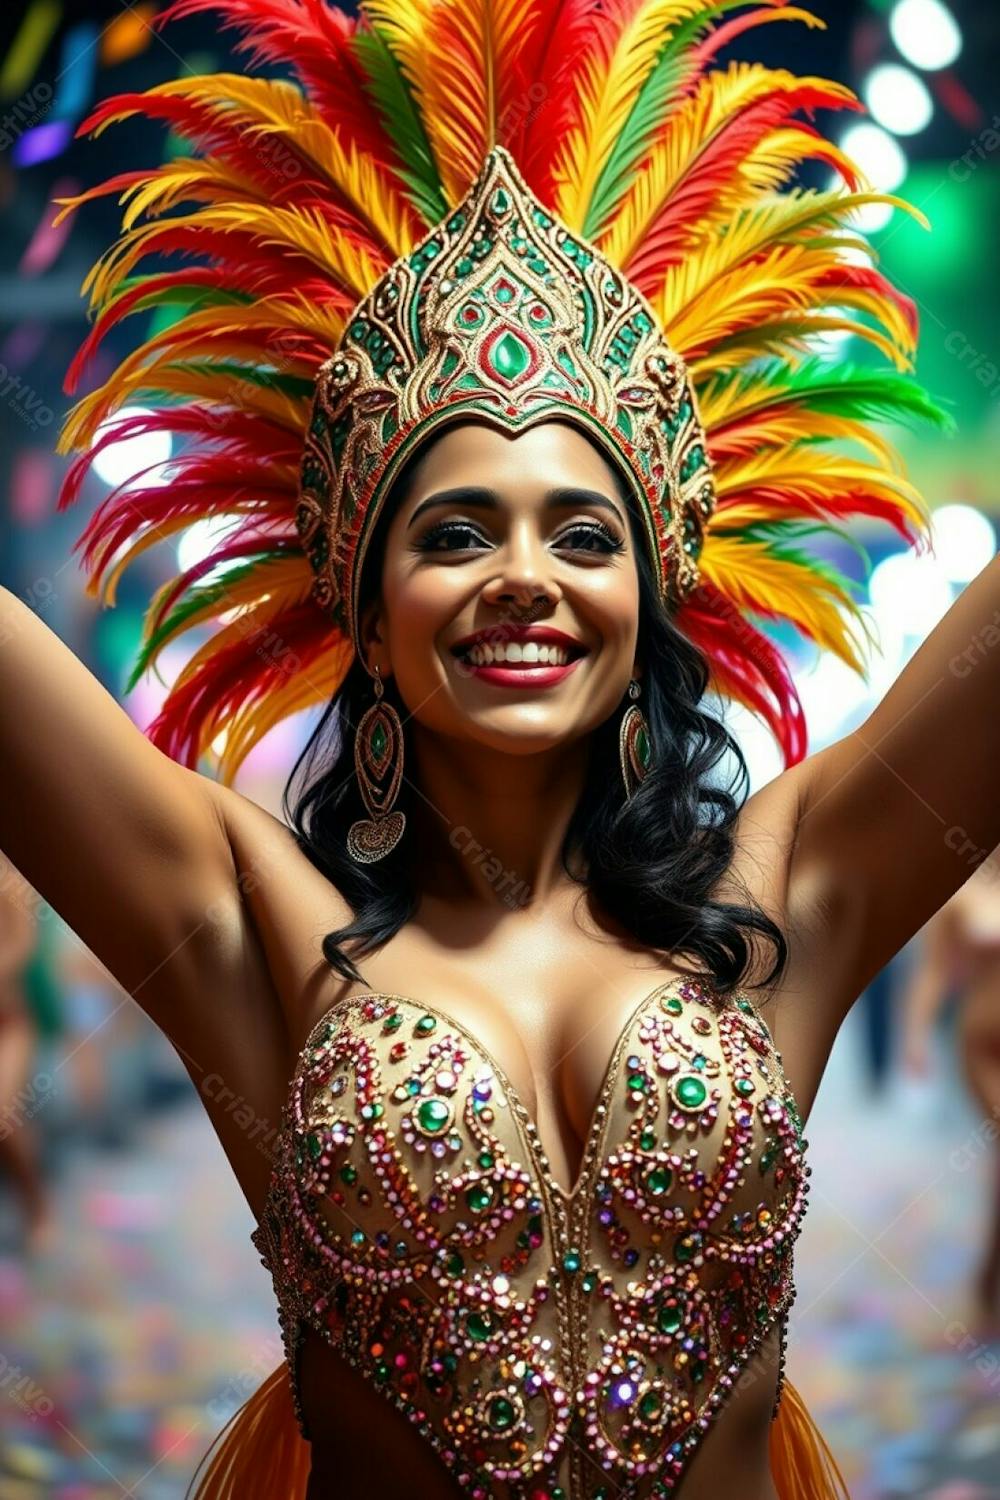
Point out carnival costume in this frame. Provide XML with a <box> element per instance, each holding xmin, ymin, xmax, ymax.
<box><xmin>53</xmin><ymin>0</ymin><xmax>948</xmax><ymax>1494</ymax></box>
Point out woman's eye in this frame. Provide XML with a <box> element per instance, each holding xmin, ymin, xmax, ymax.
<box><xmin>416</xmin><ymin>521</ymin><xmax>489</xmax><ymax>552</ymax></box>
<box><xmin>555</xmin><ymin>522</ymin><xmax>625</xmax><ymax>554</ymax></box>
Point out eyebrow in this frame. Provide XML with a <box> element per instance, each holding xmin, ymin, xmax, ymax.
<box><xmin>406</xmin><ymin>486</ymin><xmax>626</xmax><ymax>528</ymax></box>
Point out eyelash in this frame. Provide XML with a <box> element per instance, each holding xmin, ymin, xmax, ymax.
<box><xmin>416</xmin><ymin>519</ymin><xmax>625</xmax><ymax>555</ymax></box>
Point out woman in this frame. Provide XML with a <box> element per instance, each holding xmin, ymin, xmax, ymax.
<box><xmin>2</xmin><ymin>0</ymin><xmax>985</xmax><ymax>1495</ymax></box>
<box><xmin>902</xmin><ymin>849</ymin><xmax>1000</xmax><ymax>1336</ymax></box>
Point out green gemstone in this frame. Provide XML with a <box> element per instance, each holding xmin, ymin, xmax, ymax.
<box><xmin>674</xmin><ymin>1074</ymin><xmax>708</xmax><ymax>1110</ymax></box>
<box><xmin>340</xmin><ymin>1163</ymin><xmax>357</xmax><ymax>1185</ymax></box>
<box><xmin>657</xmin><ymin>1301</ymin><xmax>682</xmax><ymax>1333</ymax></box>
<box><xmin>478</xmin><ymin>1150</ymin><xmax>494</xmax><ymax>1169</ymax></box>
<box><xmin>626</xmin><ymin>1072</ymin><xmax>647</xmax><ymax>1093</ymax></box>
<box><xmin>639</xmin><ymin>1390</ymin><xmax>663</xmax><ymax>1420</ymax></box>
<box><xmin>736</xmin><ymin>1078</ymin><xmax>755</xmax><ymax>1096</ymax></box>
<box><xmin>665</xmin><ymin>996</ymin><xmax>683</xmax><ymax>1015</ymax></box>
<box><xmin>640</xmin><ymin>1128</ymin><xmax>657</xmax><ymax>1151</ymax></box>
<box><xmin>383</xmin><ymin>1012</ymin><xmax>403</xmax><ymax>1032</ymax></box>
<box><xmin>644</xmin><ymin>1166</ymin><xmax>673</xmax><ymax>1196</ymax></box>
<box><xmin>446</xmin><ymin>1250</ymin><xmax>464</xmax><ymax>1277</ymax></box>
<box><xmin>417</xmin><ymin>1097</ymin><xmax>451</xmax><ymax>1135</ymax></box>
<box><xmin>562</xmin><ymin>1248</ymin><xmax>581</xmax><ymax>1273</ymax></box>
<box><xmin>635</xmin><ymin>724</ymin><xmax>650</xmax><ymax>769</ymax></box>
<box><xmin>370</xmin><ymin>721</ymin><xmax>387</xmax><ymax>757</ymax></box>
<box><xmin>674</xmin><ymin>1232</ymin><xmax>701</xmax><ymax>1263</ymax></box>
<box><xmin>360</xmin><ymin>1101</ymin><xmax>383</xmax><ymax>1121</ymax></box>
<box><xmin>351</xmin><ymin>1228</ymin><xmax>365</xmax><ymax>1246</ymax></box>
<box><xmin>487</xmin><ymin>1394</ymin><xmax>516</xmax><ymax>1430</ymax></box>
<box><xmin>582</xmin><ymin>1272</ymin><xmax>597</xmax><ymax>1293</ymax></box>
<box><xmin>306</xmin><ymin>1132</ymin><xmax>322</xmax><ymax>1160</ymax></box>
<box><xmin>416</xmin><ymin>1014</ymin><xmax>437</xmax><ymax>1034</ymax></box>
<box><xmin>467</xmin><ymin>1310</ymin><xmax>493</xmax><ymax>1341</ymax></box>
<box><xmin>491</xmin><ymin>330</ymin><xmax>531</xmax><ymax>379</ymax></box>
<box><xmin>466</xmin><ymin>1181</ymin><xmax>494</xmax><ymax>1214</ymax></box>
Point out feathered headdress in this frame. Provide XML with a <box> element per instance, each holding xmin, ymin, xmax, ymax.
<box><xmin>55</xmin><ymin>0</ymin><xmax>948</xmax><ymax>783</ymax></box>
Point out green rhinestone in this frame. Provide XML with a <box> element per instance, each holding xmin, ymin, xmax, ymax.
<box><xmin>478</xmin><ymin>1150</ymin><xmax>495</xmax><ymax>1169</ymax></box>
<box><xmin>306</xmin><ymin>1132</ymin><xmax>322</xmax><ymax>1160</ymax></box>
<box><xmin>562</xmin><ymin>1248</ymin><xmax>581</xmax><ymax>1273</ymax></box>
<box><xmin>640</xmin><ymin>1128</ymin><xmax>657</xmax><ymax>1151</ymax></box>
<box><xmin>351</xmin><ymin>1228</ymin><xmax>365</xmax><ymax>1246</ymax></box>
<box><xmin>673</xmin><ymin>1074</ymin><xmax>708</xmax><ymax>1110</ymax></box>
<box><xmin>487</xmin><ymin>1394</ymin><xmax>516</xmax><ymax>1430</ymax></box>
<box><xmin>466</xmin><ymin>1310</ymin><xmax>493</xmax><ymax>1341</ymax></box>
<box><xmin>416</xmin><ymin>1097</ymin><xmax>451</xmax><ymax>1135</ymax></box>
<box><xmin>446</xmin><ymin>1250</ymin><xmax>464</xmax><ymax>1277</ymax></box>
<box><xmin>635</xmin><ymin>724</ymin><xmax>650</xmax><ymax>770</ymax></box>
<box><xmin>736</xmin><ymin>1078</ymin><xmax>755</xmax><ymax>1096</ymax></box>
<box><xmin>383</xmin><ymin>1012</ymin><xmax>403</xmax><ymax>1032</ymax></box>
<box><xmin>339</xmin><ymin>1163</ymin><xmax>357</xmax><ymax>1185</ymax></box>
<box><xmin>657</xmin><ymin>1301</ymin><xmax>682</xmax><ymax>1333</ymax></box>
<box><xmin>674</xmin><ymin>1233</ymin><xmax>701</xmax><ymax>1263</ymax></box>
<box><xmin>490</xmin><ymin>330</ymin><xmax>531</xmax><ymax>379</ymax></box>
<box><xmin>626</xmin><ymin>1072</ymin><xmax>647</xmax><ymax>1093</ymax></box>
<box><xmin>737</xmin><ymin>997</ymin><xmax>753</xmax><ymax>1013</ymax></box>
<box><xmin>639</xmin><ymin>1390</ymin><xmax>663</xmax><ymax>1420</ymax></box>
<box><xmin>664</xmin><ymin>996</ymin><xmax>683</xmax><ymax>1015</ymax></box>
<box><xmin>360</xmin><ymin>1101</ymin><xmax>383</xmax><ymax>1121</ymax></box>
<box><xmin>644</xmin><ymin>1166</ymin><xmax>673</xmax><ymax>1196</ymax></box>
<box><xmin>582</xmin><ymin>1272</ymin><xmax>597</xmax><ymax>1293</ymax></box>
<box><xmin>373</xmin><ymin>1359</ymin><xmax>390</xmax><ymax>1382</ymax></box>
<box><xmin>466</xmin><ymin>1181</ymin><xmax>495</xmax><ymax>1214</ymax></box>
<box><xmin>370</xmin><ymin>721</ymin><xmax>387</xmax><ymax>757</ymax></box>
<box><xmin>415</xmin><ymin>1014</ymin><xmax>437</xmax><ymax>1034</ymax></box>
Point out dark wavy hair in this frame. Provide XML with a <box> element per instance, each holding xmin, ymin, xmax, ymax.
<box><xmin>282</xmin><ymin>432</ymin><xmax>787</xmax><ymax>999</ymax></box>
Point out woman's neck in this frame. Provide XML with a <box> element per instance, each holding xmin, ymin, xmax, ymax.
<box><xmin>406</xmin><ymin>728</ymin><xmax>590</xmax><ymax>908</ymax></box>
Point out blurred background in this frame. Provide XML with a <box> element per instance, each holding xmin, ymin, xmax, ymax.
<box><xmin>1</xmin><ymin>0</ymin><xmax>999</xmax><ymax>1494</ymax></box>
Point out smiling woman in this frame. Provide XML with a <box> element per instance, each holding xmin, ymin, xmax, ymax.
<box><xmin>285</xmin><ymin>418</ymin><xmax>787</xmax><ymax>1006</ymax></box>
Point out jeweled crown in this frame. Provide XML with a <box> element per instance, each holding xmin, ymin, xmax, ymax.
<box><xmin>295</xmin><ymin>145</ymin><xmax>713</xmax><ymax>645</ymax></box>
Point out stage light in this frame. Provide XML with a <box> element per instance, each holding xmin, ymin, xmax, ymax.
<box><xmin>930</xmin><ymin>504</ymin><xmax>997</xmax><ymax>583</ymax></box>
<box><xmin>862</xmin><ymin>63</ymin><xmax>933</xmax><ymax>135</ymax></box>
<box><xmin>890</xmin><ymin>0</ymin><xmax>962</xmax><ymax>71</ymax></box>
<box><xmin>91</xmin><ymin>406</ymin><xmax>172</xmax><ymax>489</ymax></box>
<box><xmin>869</xmin><ymin>550</ymin><xmax>954</xmax><ymax>637</ymax></box>
<box><xmin>840</xmin><ymin>123</ymin><xmax>908</xmax><ymax>233</ymax></box>
<box><xmin>176</xmin><ymin>514</ymin><xmax>244</xmax><ymax>576</ymax></box>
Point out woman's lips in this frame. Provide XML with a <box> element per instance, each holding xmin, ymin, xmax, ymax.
<box><xmin>449</xmin><ymin>633</ymin><xmax>589</xmax><ymax>688</ymax></box>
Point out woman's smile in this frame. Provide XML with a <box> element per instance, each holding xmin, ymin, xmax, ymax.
<box><xmin>449</xmin><ymin>624</ymin><xmax>590</xmax><ymax>689</ymax></box>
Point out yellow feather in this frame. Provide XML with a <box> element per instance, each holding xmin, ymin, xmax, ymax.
<box><xmin>553</xmin><ymin>0</ymin><xmax>706</xmax><ymax>231</ymax></box>
<box><xmin>711</xmin><ymin>448</ymin><xmax>929</xmax><ymax>533</ymax></box>
<box><xmin>698</xmin><ymin>534</ymin><xmax>866</xmax><ymax>669</ymax></box>
<box><xmin>597</xmin><ymin>63</ymin><xmax>854</xmax><ymax>267</ymax></box>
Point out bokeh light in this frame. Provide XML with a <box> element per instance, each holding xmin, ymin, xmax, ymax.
<box><xmin>862</xmin><ymin>63</ymin><xmax>934</xmax><ymax>135</ymax></box>
<box><xmin>890</xmin><ymin>0</ymin><xmax>962</xmax><ymax>71</ymax></box>
<box><xmin>90</xmin><ymin>405</ymin><xmax>172</xmax><ymax>489</ymax></box>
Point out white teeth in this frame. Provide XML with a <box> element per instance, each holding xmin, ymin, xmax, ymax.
<box><xmin>464</xmin><ymin>640</ymin><xmax>571</xmax><ymax>667</ymax></box>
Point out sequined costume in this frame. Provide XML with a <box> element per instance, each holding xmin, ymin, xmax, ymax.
<box><xmin>251</xmin><ymin>980</ymin><xmax>810</xmax><ymax>1496</ymax></box>
<box><xmin>53</xmin><ymin>0</ymin><xmax>949</xmax><ymax>1493</ymax></box>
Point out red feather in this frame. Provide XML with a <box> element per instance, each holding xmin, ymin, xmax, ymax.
<box><xmin>622</xmin><ymin>82</ymin><xmax>861</xmax><ymax>293</ymax></box>
<box><xmin>678</xmin><ymin>584</ymin><xmax>807</xmax><ymax>765</ymax></box>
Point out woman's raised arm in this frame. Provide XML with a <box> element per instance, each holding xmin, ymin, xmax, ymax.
<box><xmin>0</xmin><ymin>584</ymin><xmax>242</xmax><ymax>1026</ymax></box>
<box><xmin>785</xmin><ymin>551</ymin><xmax>1000</xmax><ymax>1013</ymax></box>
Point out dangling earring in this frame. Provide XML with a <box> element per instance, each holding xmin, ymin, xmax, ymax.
<box><xmin>619</xmin><ymin>678</ymin><xmax>651</xmax><ymax>800</ymax></box>
<box><xmin>347</xmin><ymin>663</ymin><xmax>407</xmax><ymax>863</ymax></box>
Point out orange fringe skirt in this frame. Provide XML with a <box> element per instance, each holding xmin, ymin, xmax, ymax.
<box><xmin>185</xmin><ymin>1363</ymin><xmax>850</xmax><ymax>1498</ymax></box>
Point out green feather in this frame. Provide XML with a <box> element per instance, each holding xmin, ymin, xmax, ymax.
<box><xmin>711</xmin><ymin>358</ymin><xmax>954</xmax><ymax>433</ymax></box>
<box><xmin>126</xmin><ymin>553</ymin><xmax>285</xmax><ymax>692</ymax></box>
<box><xmin>584</xmin><ymin>0</ymin><xmax>761</xmax><ymax>241</ymax></box>
<box><xmin>167</xmin><ymin>359</ymin><xmax>317</xmax><ymax>399</ymax></box>
<box><xmin>351</xmin><ymin>21</ymin><xmax>448</xmax><ymax>228</ymax></box>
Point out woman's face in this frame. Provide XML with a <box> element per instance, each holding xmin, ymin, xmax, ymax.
<box><xmin>360</xmin><ymin>419</ymin><xmax>642</xmax><ymax>756</ymax></box>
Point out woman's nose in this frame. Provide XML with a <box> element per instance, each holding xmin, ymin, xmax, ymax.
<box><xmin>480</xmin><ymin>524</ymin><xmax>562</xmax><ymax>613</ymax></box>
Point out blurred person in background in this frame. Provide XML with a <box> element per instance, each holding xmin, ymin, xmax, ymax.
<box><xmin>902</xmin><ymin>846</ymin><xmax>1000</xmax><ymax>1336</ymax></box>
<box><xmin>0</xmin><ymin>861</ymin><xmax>55</xmax><ymax>1254</ymax></box>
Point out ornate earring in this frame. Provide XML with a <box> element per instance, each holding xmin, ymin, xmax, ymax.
<box><xmin>347</xmin><ymin>663</ymin><xmax>407</xmax><ymax>863</ymax></box>
<box><xmin>619</xmin><ymin>678</ymin><xmax>651</xmax><ymax>799</ymax></box>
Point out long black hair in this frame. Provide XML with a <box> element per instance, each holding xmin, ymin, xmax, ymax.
<box><xmin>282</xmin><ymin>435</ymin><xmax>787</xmax><ymax>999</ymax></box>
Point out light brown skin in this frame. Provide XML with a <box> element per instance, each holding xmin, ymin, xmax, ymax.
<box><xmin>4</xmin><ymin>416</ymin><xmax>1000</xmax><ymax>1495</ymax></box>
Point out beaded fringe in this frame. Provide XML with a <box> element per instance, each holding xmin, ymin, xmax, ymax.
<box><xmin>185</xmin><ymin>1363</ymin><xmax>310</xmax><ymax>1500</ymax></box>
<box><xmin>770</xmin><ymin>1379</ymin><xmax>851</xmax><ymax>1499</ymax></box>
<box><xmin>185</xmin><ymin>1364</ymin><xmax>848</xmax><ymax>1499</ymax></box>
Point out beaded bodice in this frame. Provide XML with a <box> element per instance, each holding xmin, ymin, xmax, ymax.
<box><xmin>251</xmin><ymin>976</ymin><xmax>809</xmax><ymax>1497</ymax></box>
